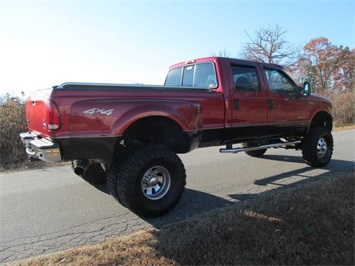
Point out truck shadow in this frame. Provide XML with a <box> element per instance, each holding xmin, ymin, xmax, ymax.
<box><xmin>144</xmin><ymin>158</ymin><xmax>354</xmax><ymax>228</ymax></box>
<box><xmin>145</xmin><ymin>163</ymin><xmax>354</xmax><ymax>266</ymax></box>
<box><xmin>92</xmin><ymin>183</ymin><xmax>235</xmax><ymax>227</ymax></box>
<box><xmin>231</xmin><ymin>157</ymin><xmax>354</xmax><ymax>202</ymax></box>
<box><xmin>145</xmin><ymin>188</ymin><xmax>235</xmax><ymax>228</ymax></box>
<box><xmin>260</xmin><ymin>154</ymin><xmax>305</xmax><ymax>164</ymax></box>
<box><xmin>92</xmin><ymin>157</ymin><xmax>354</xmax><ymax>229</ymax></box>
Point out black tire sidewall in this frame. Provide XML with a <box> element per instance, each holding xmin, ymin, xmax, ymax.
<box><xmin>303</xmin><ymin>127</ymin><xmax>333</xmax><ymax>167</ymax></box>
<box><xmin>112</xmin><ymin>145</ymin><xmax>186</xmax><ymax>217</ymax></box>
<box><xmin>245</xmin><ymin>149</ymin><xmax>267</xmax><ymax>157</ymax></box>
<box><xmin>133</xmin><ymin>156</ymin><xmax>185</xmax><ymax>215</ymax></box>
<box><xmin>243</xmin><ymin>142</ymin><xmax>267</xmax><ymax>158</ymax></box>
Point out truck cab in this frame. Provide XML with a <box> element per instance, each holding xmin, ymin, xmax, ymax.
<box><xmin>164</xmin><ymin>57</ymin><xmax>332</xmax><ymax>145</ymax></box>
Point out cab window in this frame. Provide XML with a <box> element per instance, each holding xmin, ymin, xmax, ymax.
<box><xmin>194</xmin><ymin>63</ymin><xmax>217</xmax><ymax>88</ymax></box>
<box><xmin>264</xmin><ymin>68</ymin><xmax>296</xmax><ymax>94</ymax></box>
<box><xmin>182</xmin><ymin>65</ymin><xmax>194</xmax><ymax>86</ymax></box>
<box><xmin>165</xmin><ymin>67</ymin><xmax>182</xmax><ymax>86</ymax></box>
<box><xmin>231</xmin><ymin>65</ymin><xmax>260</xmax><ymax>92</ymax></box>
<box><xmin>165</xmin><ymin>62</ymin><xmax>217</xmax><ymax>88</ymax></box>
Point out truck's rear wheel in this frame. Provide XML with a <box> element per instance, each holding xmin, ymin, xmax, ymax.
<box><xmin>302</xmin><ymin>126</ymin><xmax>333</xmax><ymax>167</ymax></box>
<box><xmin>107</xmin><ymin>145</ymin><xmax>186</xmax><ymax>217</ymax></box>
<box><xmin>243</xmin><ymin>142</ymin><xmax>267</xmax><ymax>157</ymax></box>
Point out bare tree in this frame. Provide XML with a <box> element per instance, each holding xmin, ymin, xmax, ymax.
<box><xmin>240</xmin><ymin>25</ymin><xmax>300</xmax><ymax>69</ymax></box>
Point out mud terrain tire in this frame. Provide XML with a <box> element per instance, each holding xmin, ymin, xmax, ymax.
<box><xmin>108</xmin><ymin>145</ymin><xmax>186</xmax><ymax>217</ymax></box>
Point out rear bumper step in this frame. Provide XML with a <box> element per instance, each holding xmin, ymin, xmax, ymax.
<box><xmin>20</xmin><ymin>132</ymin><xmax>62</xmax><ymax>162</ymax></box>
<box><xmin>219</xmin><ymin>140</ymin><xmax>302</xmax><ymax>154</ymax></box>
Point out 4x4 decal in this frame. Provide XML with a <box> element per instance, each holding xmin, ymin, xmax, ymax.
<box><xmin>83</xmin><ymin>108</ymin><xmax>114</xmax><ymax>116</ymax></box>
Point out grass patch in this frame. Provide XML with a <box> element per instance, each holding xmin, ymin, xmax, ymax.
<box><xmin>333</xmin><ymin>124</ymin><xmax>355</xmax><ymax>131</ymax></box>
<box><xmin>9</xmin><ymin>172</ymin><xmax>354</xmax><ymax>265</ymax></box>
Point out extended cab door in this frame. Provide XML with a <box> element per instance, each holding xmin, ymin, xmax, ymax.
<box><xmin>230</xmin><ymin>63</ymin><xmax>268</xmax><ymax>129</ymax></box>
<box><xmin>263</xmin><ymin>67</ymin><xmax>309</xmax><ymax>129</ymax></box>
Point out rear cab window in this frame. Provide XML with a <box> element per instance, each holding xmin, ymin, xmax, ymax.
<box><xmin>231</xmin><ymin>65</ymin><xmax>261</xmax><ymax>93</ymax></box>
<box><xmin>165</xmin><ymin>62</ymin><xmax>217</xmax><ymax>89</ymax></box>
<box><xmin>165</xmin><ymin>67</ymin><xmax>182</xmax><ymax>86</ymax></box>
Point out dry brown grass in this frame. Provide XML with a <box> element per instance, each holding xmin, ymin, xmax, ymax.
<box><xmin>333</xmin><ymin>124</ymin><xmax>355</xmax><ymax>131</ymax></box>
<box><xmin>10</xmin><ymin>172</ymin><xmax>354</xmax><ymax>266</ymax></box>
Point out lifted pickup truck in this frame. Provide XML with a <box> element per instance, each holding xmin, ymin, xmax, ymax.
<box><xmin>20</xmin><ymin>57</ymin><xmax>333</xmax><ymax>217</ymax></box>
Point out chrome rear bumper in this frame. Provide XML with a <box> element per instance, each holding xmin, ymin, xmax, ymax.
<box><xmin>20</xmin><ymin>132</ymin><xmax>62</xmax><ymax>162</ymax></box>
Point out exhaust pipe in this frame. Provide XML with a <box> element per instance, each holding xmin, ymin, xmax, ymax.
<box><xmin>73</xmin><ymin>160</ymin><xmax>90</xmax><ymax>176</ymax></box>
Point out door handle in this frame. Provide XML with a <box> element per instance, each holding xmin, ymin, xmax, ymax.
<box><xmin>268</xmin><ymin>99</ymin><xmax>274</xmax><ymax>110</ymax></box>
<box><xmin>234</xmin><ymin>99</ymin><xmax>240</xmax><ymax>110</ymax></box>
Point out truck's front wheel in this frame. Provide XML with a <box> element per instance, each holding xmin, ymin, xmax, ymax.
<box><xmin>302</xmin><ymin>126</ymin><xmax>333</xmax><ymax>167</ymax></box>
<box><xmin>107</xmin><ymin>145</ymin><xmax>186</xmax><ymax>217</ymax></box>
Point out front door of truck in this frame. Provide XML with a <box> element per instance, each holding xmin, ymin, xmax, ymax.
<box><xmin>230</xmin><ymin>63</ymin><xmax>268</xmax><ymax>138</ymax></box>
<box><xmin>263</xmin><ymin>68</ymin><xmax>308</xmax><ymax>132</ymax></box>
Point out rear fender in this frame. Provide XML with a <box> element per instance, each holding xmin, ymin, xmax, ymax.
<box><xmin>112</xmin><ymin>100</ymin><xmax>202</xmax><ymax>136</ymax></box>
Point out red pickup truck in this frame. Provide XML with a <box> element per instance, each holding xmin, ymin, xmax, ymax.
<box><xmin>20</xmin><ymin>57</ymin><xmax>333</xmax><ymax>217</ymax></box>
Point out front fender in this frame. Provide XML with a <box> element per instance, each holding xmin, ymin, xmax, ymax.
<box><xmin>307</xmin><ymin>96</ymin><xmax>333</xmax><ymax>131</ymax></box>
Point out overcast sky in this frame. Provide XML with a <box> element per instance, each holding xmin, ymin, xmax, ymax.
<box><xmin>0</xmin><ymin>0</ymin><xmax>354</xmax><ymax>95</ymax></box>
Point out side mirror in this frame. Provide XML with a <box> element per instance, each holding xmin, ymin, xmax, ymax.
<box><xmin>303</xmin><ymin>81</ymin><xmax>311</xmax><ymax>97</ymax></box>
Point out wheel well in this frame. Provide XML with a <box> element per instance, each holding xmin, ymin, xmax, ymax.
<box><xmin>310</xmin><ymin>111</ymin><xmax>333</xmax><ymax>131</ymax></box>
<box><xmin>123</xmin><ymin>116</ymin><xmax>188</xmax><ymax>153</ymax></box>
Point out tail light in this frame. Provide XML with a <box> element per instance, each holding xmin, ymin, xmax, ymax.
<box><xmin>47</xmin><ymin>100</ymin><xmax>61</xmax><ymax>130</ymax></box>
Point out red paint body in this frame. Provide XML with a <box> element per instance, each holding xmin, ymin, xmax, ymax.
<box><xmin>24</xmin><ymin>57</ymin><xmax>332</xmax><ymax>162</ymax></box>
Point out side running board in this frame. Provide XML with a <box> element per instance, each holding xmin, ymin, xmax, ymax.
<box><xmin>219</xmin><ymin>140</ymin><xmax>302</xmax><ymax>154</ymax></box>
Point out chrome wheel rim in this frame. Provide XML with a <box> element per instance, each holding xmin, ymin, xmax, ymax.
<box><xmin>141</xmin><ymin>166</ymin><xmax>171</xmax><ymax>200</ymax></box>
<box><xmin>317</xmin><ymin>137</ymin><xmax>328</xmax><ymax>158</ymax></box>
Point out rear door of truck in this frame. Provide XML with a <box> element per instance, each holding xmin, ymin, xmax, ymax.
<box><xmin>227</xmin><ymin>60</ymin><xmax>268</xmax><ymax>136</ymax></box>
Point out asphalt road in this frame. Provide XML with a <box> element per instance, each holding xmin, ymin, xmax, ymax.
<box><xmin>1</xmin><ymin>130</ymin><xmax>354</xmax><ymax>263</ymax></box>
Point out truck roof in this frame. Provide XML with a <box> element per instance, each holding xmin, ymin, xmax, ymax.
<box><xmin>168</xmin><ymin>56</ymin><xmax>284</xmax><ymax>70</ymax></box>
